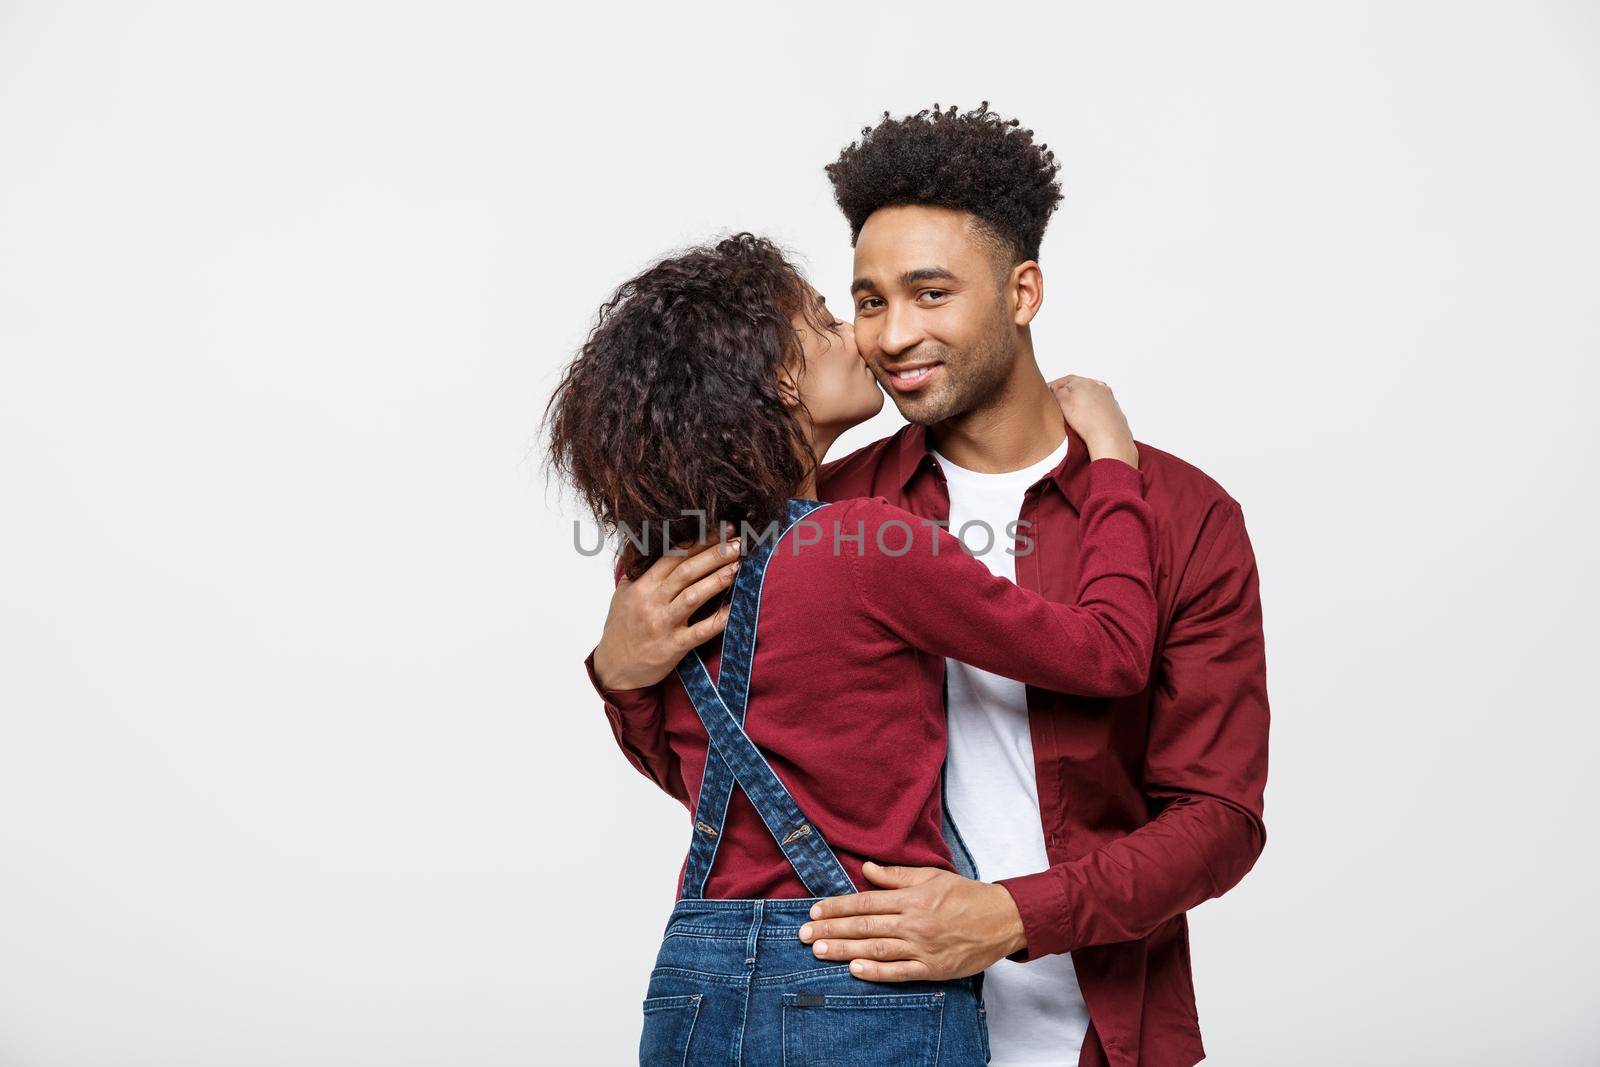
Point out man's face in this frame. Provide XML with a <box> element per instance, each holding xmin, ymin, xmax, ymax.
<box><xmin>850</xmin><ymin>204</ymin><xmax>1018</xmax><ymax>426</ymax></box>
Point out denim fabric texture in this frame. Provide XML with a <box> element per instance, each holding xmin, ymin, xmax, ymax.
<box><xmin>640</xmin><ymin>499</ymin><xmax>990</xmax><ymax>1065</ymax></box>
<box><xmin>639</xmin><ymin>899</ymin><xmax>990</xmax><ymax>1066</ymax></box>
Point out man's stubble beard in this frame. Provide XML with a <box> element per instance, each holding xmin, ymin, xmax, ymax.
<box><xmin>893</xmin><ymin>307</ymin><xmax>1018</xmax><ymax>428</ymax></box>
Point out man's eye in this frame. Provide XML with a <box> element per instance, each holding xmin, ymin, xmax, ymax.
<box><xmin>919</xmin><ymin>289</ymin><xmax>947</xmax><ymax>302</ymax></box>
<box><xmin>858</xmin><ymin>297</ymin><xmax>883</xmax><ymax>311</ymax></box>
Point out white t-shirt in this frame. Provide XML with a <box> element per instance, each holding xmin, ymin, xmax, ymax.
<box><xmin>932</xmin><ymin>434</ymin><xmax>1090</xmax><ymax>1067</ymax></box>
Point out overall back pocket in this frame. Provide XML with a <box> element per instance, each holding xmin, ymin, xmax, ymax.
<box><xmin>780</xmin><ymin>990</ymin><xmax>945</xmax><ymax>1067</ymax></box>
<box><xmin>639</xmin><ymin>993</ymin><xmax>702</xmax><ymax>1066</ymax></box>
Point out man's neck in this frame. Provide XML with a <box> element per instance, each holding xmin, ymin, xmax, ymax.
<box><xmin>929</xmin><ymin>361</ymin><xmax>1067</xmax><ymax>474</ymax></box>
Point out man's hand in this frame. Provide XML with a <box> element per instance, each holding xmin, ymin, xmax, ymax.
<box><xmin>590</xmin><ymin>531</ymin><xmax>743</xmax><ymax>691</ymax></box>
<box><xmin>797</xmin><ymin>861</ymin><xmax>1029</xmax><ymax>982</ymax></box>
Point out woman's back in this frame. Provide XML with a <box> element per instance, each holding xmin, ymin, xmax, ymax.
<box><xmin>661</xmin><ymin>496</ymin><xmax>952</xmax><ymax>899</ymax></box>
<box><xmin>656</xmin><ymin>465</ymin><xmax>1154</xmax><ymax>900</ymax></box>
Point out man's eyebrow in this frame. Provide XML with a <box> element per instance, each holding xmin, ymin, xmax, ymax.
<box><xmin>902</xmin><ymin>267</ymin><xmax>956</xmax><ymax>286</ymax></box>
<box><xmin>849</xmin><ymin>267</ymin><xmax>956</xmax><ymax>296</ymax></box>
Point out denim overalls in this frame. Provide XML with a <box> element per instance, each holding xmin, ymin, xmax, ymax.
<box><xmin>638</xmin><ymin>499</ymin><xmax>991</xmax><ymax>1066</ymax></box>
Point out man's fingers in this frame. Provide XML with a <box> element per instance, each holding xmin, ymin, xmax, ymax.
<box><xmin>658</xmin><ymin>538</ymin><xmax>742</xmax><ymax>602</ymax></box>
<box><xmin>808</xmin><ymin>889</ymin><xmax>906</xmax><ymax>921</ymax></box>
<box><xmin>808</xmin><ymin>937</ymin><xmax>914</xmax><ymax>963</ymax></box>
<box><xmin>798</xmin><ymin>914</ymin><xmax>899</xmax><ymax>943</ymax></box>
<box><xmin>861</xmin><ymin>861</ymin><xmax>940</xmax><ymax>889</ymax></box>
<box><xmin>846</xmin><ymin>958</ymin><xmax>933</xmax><ymax>984</ymax></box>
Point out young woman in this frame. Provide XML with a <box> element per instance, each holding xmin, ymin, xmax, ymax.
<box><xmin>545</xmin><ymin>233</ymin><xmax>1156</xmax><ymax>1066</ymax></box>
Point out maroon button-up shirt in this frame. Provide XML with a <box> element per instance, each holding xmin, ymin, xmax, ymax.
<box><xmin>590</xmin><ymin>423</ymin><xmax>1269</xmax><ymax>1067</ymax></box>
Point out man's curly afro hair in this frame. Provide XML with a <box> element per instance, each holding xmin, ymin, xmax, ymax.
<box><xmin>825</xmin><ymin>101</ymin><xmax>1063</xmax><ymax>265</ymax></box>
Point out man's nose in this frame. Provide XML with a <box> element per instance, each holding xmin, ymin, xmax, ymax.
<box><xmin>876</xmin><ymin>302</ymin><xmax>923</xmax><ymax>357</ymax></box>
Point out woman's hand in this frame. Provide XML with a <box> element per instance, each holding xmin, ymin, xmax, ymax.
<box><xmin>1048</xmin><ymin>374</ymin><xmax>1138</xmax><ymax>468</ymax></box>
<box><xmin>591</xmin><ymin>533</ymin><xmax>742</xmax><ymax>691</ymax></box>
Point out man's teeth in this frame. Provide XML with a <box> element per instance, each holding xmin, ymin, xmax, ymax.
<box><xmin>894</xmin><ymin>367</ymin><xmax>931</xmax><ymax>379</ymax></box>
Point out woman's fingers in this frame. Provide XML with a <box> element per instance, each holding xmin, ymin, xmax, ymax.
<box><xmin>657</xmin><ymin>535</ymin><xmax>741</xmax><ymax>603</ymax></box>
<box><xmin>680</xmin><ymin>599</ymin><xmax>733</xmax><ymax>651</ymax></box>
<box><xmin>1048</xmin><ymin>373</ymin><xmax>1107</xmax><ymax>391</ymax></box>
<box><xmin>638</xmin><ymin>535</ymin><xmax>703</xmax><ymax>585</ymax></box>
<box><xmin>672</xmin><ymin>560</ymin><xmax>739</xmax><ymax>621</ymax></box>
<box><xmin>665</xmin><ymin>546</ymin><xmax>740</xmax><ymax>631</ymax></box>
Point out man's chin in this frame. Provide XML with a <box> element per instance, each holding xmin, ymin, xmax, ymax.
<box><xmin>888</xmin><ymin>391</ymin><xmax>956</xmax><ymax>427</ymax></box>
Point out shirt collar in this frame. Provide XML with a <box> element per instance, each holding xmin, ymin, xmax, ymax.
<box><xmin>895</xmin><ymin>418</ymin><xmax>1092</xmax><ymax>511</ymax></box>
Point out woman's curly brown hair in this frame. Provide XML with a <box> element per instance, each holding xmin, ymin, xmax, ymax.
<box><xmin>544</xmin><ymin>233</ymin><xmax>830</xmax><ymax>580</ymax></box>
<box><xmin>826</xmin><ymin>101</ymin><xmax>1063</xmax><ymax>264</ymax></box>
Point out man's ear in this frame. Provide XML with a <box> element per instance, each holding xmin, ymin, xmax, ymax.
<box><xmin>1010</xmin><ymin>261</ymin><xmax>1044</xmax><ymax>327</ymax></box>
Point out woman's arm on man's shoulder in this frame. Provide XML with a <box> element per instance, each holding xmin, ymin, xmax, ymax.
<box><xmin>841</xmin><ymin>458</ymin><xmax>1158</xmax><ymax>698</ymax></box>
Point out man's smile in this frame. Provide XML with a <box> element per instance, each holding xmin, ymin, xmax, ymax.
<box><xmin>880</xmin><ymin>360</ymin><xmax>943</xmax><ymax>393</ymax></box>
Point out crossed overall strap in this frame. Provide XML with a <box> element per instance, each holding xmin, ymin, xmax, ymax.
<box><xmin>673</xmin><ymin>499</ymin><xmax>857</xmax><ymax>901</ymax></box>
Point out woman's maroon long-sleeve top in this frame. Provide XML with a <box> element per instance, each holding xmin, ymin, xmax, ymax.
<box><xmin>583</xmin><ymin>458</ymin><xmax>1156</xmax><ymax>901</ymax></box>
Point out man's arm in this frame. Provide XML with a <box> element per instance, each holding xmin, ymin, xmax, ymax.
<box><xmin>584</xmin><ymin>534</ymin><xmax>744</xmax><ymax>803</ymax></box>
<box><xmin>801</xmin><ymin>499</ymin><xmax>1269</xmax><ymax>978</ymax></box>
<box><xmin>996</xmin><ymin>498</ymin><xmax>1268</xmax><ymax>956</ymax></box>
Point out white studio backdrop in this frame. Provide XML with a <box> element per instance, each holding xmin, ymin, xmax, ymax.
<box><xmin>2</xmin><ymin>2</ymin><xmax>1596</xmax><ymax>1064</ymax></box>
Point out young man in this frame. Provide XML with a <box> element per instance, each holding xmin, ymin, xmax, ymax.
<box><xmin>585</xmin><ymin>104</ymin><xmax>1269</xmax><ymax>1067</ymax></box>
